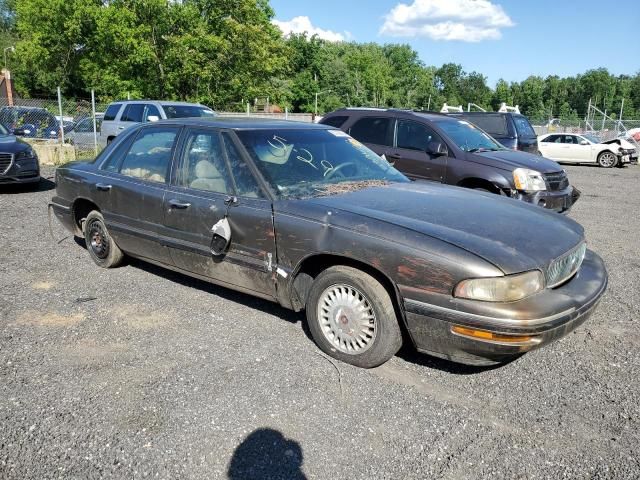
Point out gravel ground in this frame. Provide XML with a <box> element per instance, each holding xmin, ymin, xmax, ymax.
<box><xmin>1</xmin><ymin>164</ymin><xmax>639</xmax><ymax>479</ymax></box>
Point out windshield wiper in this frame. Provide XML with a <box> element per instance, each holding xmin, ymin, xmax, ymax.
<box><xmin>468</xmin><ymin>147</ymin><xmax>500</xmax><ymax>153</ymax></box>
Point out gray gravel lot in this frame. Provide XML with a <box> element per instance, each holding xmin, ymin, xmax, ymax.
<box><xmin>1</xmin><ymin>164</ymin><xmax>639</xmax><ymax>479</ymax></box>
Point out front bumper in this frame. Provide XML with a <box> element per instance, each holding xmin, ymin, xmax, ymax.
<box><xmin>0</xmin><ymin>156</ymin><xmax>41</xmax><ymax>184</ymax></box>
<box><xmin>403</xmin><ymin>250</ymin><xmax>608</xmax><ymax>366</ymax></box>
<box><xmin>513</xmin><ymin>185</ymin><xmax>578</xmax><ymax>214</ymax></box>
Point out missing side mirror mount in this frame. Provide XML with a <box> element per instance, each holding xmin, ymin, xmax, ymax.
<box><xmin>210</xmin><ymin>217</ymin><xmax>231</xmax><ymax>256</ymax></box>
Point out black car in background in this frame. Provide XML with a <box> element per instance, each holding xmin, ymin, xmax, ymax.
<box><xmin>0</xmin><ymin>106</ymin><xmax>61</xmax><ymax>139</ymax></box>
<box><xmin>0</xmin><ymin>122</ymin><xmax>40</xmax><ymax>185</ymax></box>
<box><xmin>320</xmin><ymin>108</ymin><xmax>578</xmax><ymax>213</ymax></box>
<box><xmin>50</xmin><ymin>118</ymin><xmax>607</xmax><ymax>368</ymax></box>
<box><xmin>447</xmin><ymin>111</ymin><xmax>538</xmax><ymax>154</ymax></box>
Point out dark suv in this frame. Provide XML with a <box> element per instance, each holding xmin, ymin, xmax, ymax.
<box><xmin>447</xmin><ymin>111</ymin><xmax>538</xmax><ymax>154</ymax></box>
<box><xmin>320</xmin><ymin>108</ymin><xmax>578</xmax><ymax>213</ymax></box>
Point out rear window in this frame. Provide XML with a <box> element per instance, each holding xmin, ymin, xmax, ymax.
<box><xmin>513</xmin><ymin>115</ymin><xmax>536</xmax><ymax>137</ymax></box>
<box><xmin>349</xmin><ymin>117</ymin><xmax>393</xmax><ymax>146</ymax></box>
<box><xmin>320</xmin><ymin>116</ymin><xmax>348</xmax><ymax>128</ymax></box>
<box><xmin>103</xmin><ymin>104</ymin><xmax>122</xmax><ymax>121</ymax></box>
<box><xmin>121</xmin><ymin>104</ymin><xmax>145</xmax><ymax>123</ymax></box>
<box><xmin>458</xmin><ymin>114</ymin><xmax>509</xmax><ymax>136</ymax></box>
<box><xmin>162</xmin><ymin>104</ymin><xmax>215</xmax><ymax>118</ymax></box>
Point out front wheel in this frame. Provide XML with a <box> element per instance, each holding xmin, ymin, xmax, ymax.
<box><xmin>306</xmin><ymin>266</ymin><xmax>402</xmax><ymax>368</ymax></box>
<box><xmin>597</xmin><ymin>151</ymin><xmax>618</xmax><ymax>168</ymax></box>
<box><xmin>83</xmin><ymin>210</ymin><xmax>124</xmax><ymax>268</ymax></box>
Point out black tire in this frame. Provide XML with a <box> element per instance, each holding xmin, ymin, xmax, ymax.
<box><xmin>83</xmin><ymin>210</ymin><xmax>124</xmax><ymax>268</ymax></box>
<box><xmin>306</xmin><ymin>266</ymin><xmax>402</xmax><ymax>368</ymax></box>
<box><xmin>597</xmin><ymin>151</ymin><xmax>618</xmax><ymax>168</ymax></box>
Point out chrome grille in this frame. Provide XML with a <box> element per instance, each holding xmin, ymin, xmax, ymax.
<box><xmin>0</xmin><ymin>153</ymin><xmax>12</xmax><ymax>174</ymax></box>
<box><xmin>546</xmin><ymin>243</ymin><xmax>586</xmax><ymax>288</ymax></box>
<box><xmin>543</xmin><ymin>171</ymin><xmax>569</xmax><ymax>191</ymax></box>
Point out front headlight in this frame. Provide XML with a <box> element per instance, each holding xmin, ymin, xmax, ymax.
<box><xmin>454</xmin><ymin>270</ymin><xmax>544</xmax><ymax>302</ymax></box>
<box><xmin>15</xmin><ymin>148</ymin><xmax>36</xmax><ymax>161</ymax></box>
<box><xmin>513</xmin><ymin>168</ymin><xmax>546</xmax><ymax>191</ymax></box>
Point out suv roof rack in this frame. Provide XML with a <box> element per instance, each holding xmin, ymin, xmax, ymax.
<box><xmin>440</xmin><ymin>103</ymin><xmax>464</xmax><ymax>113</ymax></box>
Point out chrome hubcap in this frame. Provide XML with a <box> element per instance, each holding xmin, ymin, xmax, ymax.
<box><xmin>600</xmin><ymin>153</ymin><xmax>615</xmax><ymax>167</ymax></box>
<box><xmin>317</xmin><ymin>284</ymin><xmax>377</xmax><ymax>354</ymax></box>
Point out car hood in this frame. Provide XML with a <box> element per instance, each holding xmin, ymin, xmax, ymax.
<box><xmin>602</xmin><ymin>138</ymin><xmax>635</xmax><ymax>149</ymax></box>
<box><xmin>471</xmin><ymin>149</ymin><xmax>562</xmax><ymax>173</ymax></box>
<box><xmin>0</xmin><ymin>134</ymin><xmax>31</xmax><ymax>153</ymax></box>
<box><xmin>303</xmin><ymin>182</ymin><xmax>584</xmax><ymax>274</ymax></box>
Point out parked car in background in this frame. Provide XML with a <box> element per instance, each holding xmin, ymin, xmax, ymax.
<box><xmin>0</xmin><ymin>122</ymin><xmax>40</xmax><ymax>185</ymax></box>
<box><xmin>447</xmin><ymin>111</ymin><xmax>539</xmax><ymax>154</ymax></box>
<box><xmin>100</xmin><ymin>100</ymin><xmax>216</xmax><ymax>144</ymax></box>
<box><xmin>66</xmin><ymin>114</ymin><xmax>106</xmax><ymax>149</ymax></box>
<box><xmin>320</xmin><ymin>108</ymin><xmax>579</xmax><ymax>213</ymax></box>
<box><xmin>50</xmin><ymin>118</ymin><xmax>607</xmax><ymax>368</ymax></box>
<box><xmin>538</xmin><ymin>133</ymin><xmax>638</xmax><ymax>167</ymax></box>
<box><xmin>0</xmin><ymin>106</ymin><xmax>62</xmax><ymax>139</ymax></box>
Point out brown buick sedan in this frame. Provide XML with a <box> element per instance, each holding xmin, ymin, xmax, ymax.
<box><xmin>50</xmin><ymin>118</ymin><xmax>607</xmax><ymax>368</ymax></box>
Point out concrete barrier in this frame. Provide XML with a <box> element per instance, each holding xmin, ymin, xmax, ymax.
<box><xmin>22</xmin><ymin>139</ymin><xmax>76</xmax><ymax>166</ymax></box>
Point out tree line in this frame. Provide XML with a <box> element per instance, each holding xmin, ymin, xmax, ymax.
<box><xmin>1</xmin><ymin>0</ymin><xmax>639</xmax><ymax>120</ymax></box>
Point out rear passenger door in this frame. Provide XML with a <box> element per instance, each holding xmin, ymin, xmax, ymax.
<box><xmin>96</xmin><ymin>126</ymin><xmax>180</xmax><ymax>263</ymax></box>
<box><xmin>160</xmin><ymin>128</ymin><xmax>277</xmax><ymax>299</ymax></box>
<box><xmin>389</xmin><ymin>119</ymin><xmax>449</xmax><ymax>182</ymax></box>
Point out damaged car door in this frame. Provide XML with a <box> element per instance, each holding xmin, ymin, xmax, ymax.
<box><xmin>160</xmin><ymin>128</ymin><xmax>277</xmax><ymax>299</ymax></box>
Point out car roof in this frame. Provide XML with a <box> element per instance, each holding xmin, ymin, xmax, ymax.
<box><xmin>326</xmin><ymin>107</ymin><xmax>449</xmax><ymax>122</ymax></box>
<box><xmin>150</xmin><ymin>117</ymin><xmax>333</xmax><ymax>130</ymax></box>
<box><xmin>109</xmin><ymin>100</ymin><xmax>208</xmax><ymax>107</ymax></box>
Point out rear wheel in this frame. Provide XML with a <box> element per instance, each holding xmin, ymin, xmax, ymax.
<box><xmin>597</xmin><ymin>151</ymin><xmax>617</xmax><ymax>168</ymax></box>
<box><xmin>83</xmin><ymin>210</ymin><xmax>124</xmax><ymax>268</ymax></box>
<box><xmin>306</xmin><ymin>266</ymin><xmax>402</xmax><ymax>368</ymax></box>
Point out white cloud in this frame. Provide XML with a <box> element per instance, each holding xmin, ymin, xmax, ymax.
<box><xmin>272</xmin><ymin>16</ymin><xmax>347</xmax><ymax>42</ymax></box>
<box><xmin>380</xmin><ymin>0</ymin><xmax>514</xmax><ymax>42</ymax></box>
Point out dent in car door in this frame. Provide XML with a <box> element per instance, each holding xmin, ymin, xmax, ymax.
<box><xmin>391</xmin><ymin>119</ymin><xmax>448</xmax><ymax>182</ymax></box>
<box><xmin>160</xmin><ymin>128</ymin><xmax>277</xmax><ymax>298</ymax></box>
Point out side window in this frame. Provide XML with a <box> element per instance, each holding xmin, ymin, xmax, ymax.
<box><xmin>321</xmin><ymin>116</ymin><xmax>348</xmax><ymax>128</ymax></box>
<box><xmin>103</xmin><ymin>103</ymin><xmax>121</xmax><ymax>121</ymax></box>
<box><xmin>180</xmin><ymin>130</ymin><xmax>233</xmax><ymax>194</ymax></box>
<box><xmin>397</xmin><ymin>120</ymin><xmax>441</xmax><ymax>152</ymax></box>
<box><xmin>221</xmin><ymin>133</ymin><xmax>263</xmax><ymax>198</ymax></box>
<box><xmin>100</xmin><ymin>132</ymin><xmax>136</xmax><ymax>171</ymax></box>
<box><xmin>119</xmin><ymin>127</ymin><xmax>178</xmax><ymax>183</ymax></box>
<box><xmin>75</xmin><ymin>119</ymin><xmax>91</xmax><ymax>132</ymax></box>
<box><xmin>121</xmin><ymin>104</ymin><xmax>144</xmax><ymax>123</ymax></box>
<box><xmin>542</xmin><ymin>135</ymin><xmax>559</xmax><ymax>143</ymax></box>
<box><xmin>562</xmin><ymin>135</ymin><xmax>576</xmax><ymax>144</ymax></box>
<box><xmin>349</xmin><ymin>117</ymin><xmax>393</xmax><ymax>146</ymax></box>
<box><xmin>144</xmin><ymin>104</ymin><xmax>161</xmax><ymax>122</ymax></box>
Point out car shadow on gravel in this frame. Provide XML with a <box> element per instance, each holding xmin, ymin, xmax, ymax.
<box><xmin>0</xmin><ymin>177</ymin><xmax>56</xmax><ymax>193</ymax></box>
<box><xmin>128</xmin><ymin>257</ymin><xmax>308</xmax><ymax>329</ymax></box>
<box><xmin>396</xmin><ymin>343</ymin><xmax>519</xmax><ymax>375</ymax></box>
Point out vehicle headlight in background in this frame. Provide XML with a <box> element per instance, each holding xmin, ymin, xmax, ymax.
<box><xmin>513</xmin><ymin>168</ymin><xmax>546</xmax><ymax>191</ymax></box>
<box><xmin>454</xmin><ymin>270</ymin><xmax>544</xmax><ymax>302</ymax></box>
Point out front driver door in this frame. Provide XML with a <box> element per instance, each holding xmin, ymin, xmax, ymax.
<box><xmin>390</xmin><ymin>119</ymin><xmax>449</xmax><ymax>182</ymax></box>
<box><xmin>160</xmin><ymin>128</ymin><xmax>277</xmax><ymax>299</ymax></box>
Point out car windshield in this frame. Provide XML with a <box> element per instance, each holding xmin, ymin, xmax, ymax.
<box><xmin>582</xmin><ymin>134</ymin><xmax>599</xmax><ymax>144</ymax></box>
<box><xmin>0</xmin><ymin>123</ymin><xmax>8</xmax><ymax>135</ymax></box>
<box><xmin>434</xmin><ymin>119</ymin><xmax>505</xmax><ymax>152</ymax></box>
<box><xmin>236</xmin><ymin>128</ymin><xmax>408</xmax><ymax>198</ymax></box>
<box><xmin>162</xmin><ymin>104</ymin><xmax>216</xmax><ymax>118</ymax></box>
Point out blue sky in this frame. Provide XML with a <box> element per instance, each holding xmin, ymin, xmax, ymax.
<box><xmin>270</xmin><ymin>0</ymin><xmax>639</xmax><ymax>86</ymax></box>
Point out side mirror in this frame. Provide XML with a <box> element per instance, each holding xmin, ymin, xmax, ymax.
<box><xmin>12</xmin><ymin>128</ymin><xmax>25</xmax><ymax>136</ymax></box>
<box><xmin>147</xmin><ymin>115</ymin><xmax>160</xmax><ymax>122</ymax></box>
<box><xmin>579</xmin><ymin>140</ymin><xmax>589</xmax><ymax>145</ymax></box>
<box><xmin>426</xmin><ymin>141</ymin><xmax>448</xmax><ymax>157</ymax></box>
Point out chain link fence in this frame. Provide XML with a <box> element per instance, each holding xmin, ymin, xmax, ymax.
<box><xmin>1</xmin><ymin>92</ymin><xmax>315</xmax><ymax>162</ymax></box>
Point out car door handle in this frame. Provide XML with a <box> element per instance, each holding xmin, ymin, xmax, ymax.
<box><xmin>168</xmin><ymin>199</ymin><xmax>191</xmax><ymax>210</ymax></box>
<box><xmin>96</xmin><ymin>183</ymin><xmax>112</xmax><ymax>191</ymax></box>
<box><xmin>117</xmin><ymin>126</ymin><xmax>125</xmax><ymax>130</ymax></box>
<box><xmin>387</xmin><ymin>153</ymin><xmax>401</xmax><ymax>159</ymax></box>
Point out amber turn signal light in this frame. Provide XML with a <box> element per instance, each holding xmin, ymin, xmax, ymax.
<box><xmin>451</xmin><ymin>325</ymin><xmax>541</xmax><ymax>345</ymax></box>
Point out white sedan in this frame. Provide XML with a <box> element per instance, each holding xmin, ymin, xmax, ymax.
<box><xmin>538</xmin><ymin>133</ymin><xmax>638</xmax><ymax>168</ymax></box>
